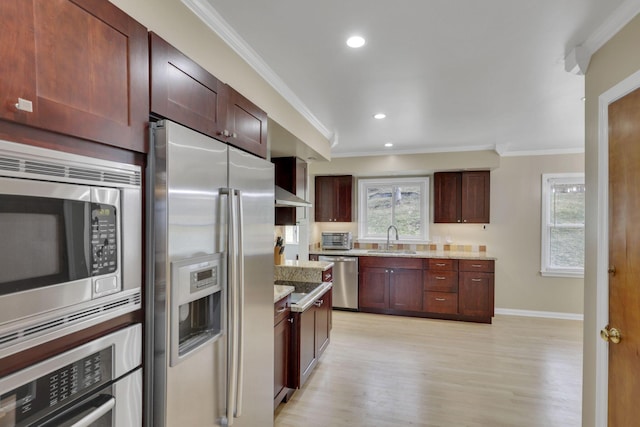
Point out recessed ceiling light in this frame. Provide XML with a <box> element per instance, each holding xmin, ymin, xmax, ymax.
<box><xmin>384</xmin><ymin>142</ymin><xmax>393</xmax><ymax>148</ymax></box>
<box><xmin>373</xmin><ymin>113</ymin><xmax>386</xmax><ymax>120</ymax></box>
<box><xmin>346</xmin><ymin>36</ymin><xmax>366</xmax><ymax>48</ymax></box>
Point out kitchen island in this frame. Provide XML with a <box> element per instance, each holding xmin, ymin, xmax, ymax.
<box><xmin>273</xmin><ymin>260</ymin><xmax>334</xmax><ymax>409</ymax></box>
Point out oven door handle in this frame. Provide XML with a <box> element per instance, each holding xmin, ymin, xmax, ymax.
<box><xmin>70</xmin><ymin>396</ymin><xmax>115</xmax><ymax>427</ymax></box>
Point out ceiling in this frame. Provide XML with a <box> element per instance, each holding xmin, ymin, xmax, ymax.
<box><xmin>199</xmin><ymin>0</ymin><xmax>632</xmax><ymax>158</ymax></box>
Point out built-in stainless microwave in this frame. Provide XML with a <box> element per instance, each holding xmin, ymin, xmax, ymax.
<box><xmin>0</xmin><ymin>139</ymin><xmax>142</xmax><ymax>358</ymax></box>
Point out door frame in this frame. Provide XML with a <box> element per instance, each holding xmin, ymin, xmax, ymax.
<box><xmin>595</xmin><ymin>68</ymin><xmax>640</xmax><ymax>426</ymax></box>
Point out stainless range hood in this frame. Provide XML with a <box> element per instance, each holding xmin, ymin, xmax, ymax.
<box><xmin>275</xmin><ymin>185</ymin><xmax>312</xmax><ymax>208</ymax></box>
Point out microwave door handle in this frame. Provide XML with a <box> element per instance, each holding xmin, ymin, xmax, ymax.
<box><xmin>234</xmin><ymin>189</ymin><xmax>244</xmax><ymax>418</ymax></box>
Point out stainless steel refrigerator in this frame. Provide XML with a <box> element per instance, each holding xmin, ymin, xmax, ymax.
<box><xmin>146</xmin><ymin>120</ymin><xmax>274</xmax><ymax>427</ymax></box>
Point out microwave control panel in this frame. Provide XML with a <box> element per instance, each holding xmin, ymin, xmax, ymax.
<box><xmin>90</xmin><ymin>203</ymin><xmax>118</xmax><ymax>276</ymax></box>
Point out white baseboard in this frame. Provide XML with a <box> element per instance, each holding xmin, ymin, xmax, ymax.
<box><xmin>495</xmin><ymin>308</ymin><xmax>584</xmax><ymax>321</ymax></box>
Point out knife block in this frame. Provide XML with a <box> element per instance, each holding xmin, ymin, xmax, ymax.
<box><xmin>274</xmin><ymin>247</ymin><xmax>285</xmax><ymax>265</ymax></box>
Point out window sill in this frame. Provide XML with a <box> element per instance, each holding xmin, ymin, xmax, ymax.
<box><xmin>540</xmin><ymin>270</ymin><xmax>584</xmax><ymax>279</ymax></box>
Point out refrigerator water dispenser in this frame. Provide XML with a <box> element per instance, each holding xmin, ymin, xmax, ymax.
<box><xmin>170</xmin><ymin>253</ymin><xmax>224</xmax><ymax>366</ymax></box>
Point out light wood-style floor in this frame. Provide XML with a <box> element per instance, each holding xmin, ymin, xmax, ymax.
<box><xmin>275</xmin><ymin>311</ymin><xmax>583</xmax><ymax>427</ymax></box>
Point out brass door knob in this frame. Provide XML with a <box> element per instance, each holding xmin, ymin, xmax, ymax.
<box><xmin>600</xmin><ymin>326</ymin><xmax>622</xmax><ymax>344</ymax></box>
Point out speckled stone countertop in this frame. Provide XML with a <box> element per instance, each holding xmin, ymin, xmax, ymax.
<box><xmin>274</xmin><ymin>260</ymin><xmax>334</xmax><ymax>283</ymax></box>
<box><xmin>274</xmin><ymin>284</ymin><xmax>295</xmax><ymax>303</ymax></box>
<box><xmin>310</xmin><ymin>249</ymin><xmax>496</xmax><ymax>260</ymax></box>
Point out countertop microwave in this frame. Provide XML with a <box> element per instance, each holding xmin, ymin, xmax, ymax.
<box><xmin>321</xmin><ymin>232</ymin><xmax>353</xmax><ymax>250</ymax></box>
<box><xmin>0</xmin><ymin>139</ymin><xmax>142</xmax><ymax>358</ymax></box>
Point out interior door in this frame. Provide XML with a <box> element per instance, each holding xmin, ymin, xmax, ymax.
<box><xmin>607</xmin><ymin>86</ymin><xmax>640</xmax><ymax>426</ymax></box>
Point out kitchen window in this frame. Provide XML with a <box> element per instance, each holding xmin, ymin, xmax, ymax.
<box><xmin>541</xmin><ymin>173</ymin><xmax>585</xmax><ymax>278</ymax></box>
<box><xmin>358</xmin><ymin>177</ymin><xmax>429</xmax><ymax>242</ymax></box>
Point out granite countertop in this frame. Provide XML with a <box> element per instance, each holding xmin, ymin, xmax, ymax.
<box><xmin>274</xmin><ymin>284</ymin><xmax>295</xmax><ymax>303</ymax></box>
<box><xmin>276</xmin><ymin>260</ymin><xmax>334</xmax><ymax>270</ymax></box>
<box><xmin>310</xmin><ymin>248</ymin><xmax>496</xmax><ymax>260</ymax></box>
<box><xmin>274</xmin><ymin>260</ymin><xmax>335</xmax><ymax>283</ymax></box>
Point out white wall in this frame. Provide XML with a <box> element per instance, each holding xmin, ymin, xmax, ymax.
<box><xmin>310</xmin><ymin>151</ymin><xmax>584</xmax><ymax>315</ymax></box>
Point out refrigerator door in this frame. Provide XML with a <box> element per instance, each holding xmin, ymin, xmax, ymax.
<box><xmin>227</xmin><ymin>147</ymin><xmax>274</xmax><ymax>427</ymax></box>
<box><xmin>152</xmin><ymin>121</ymin><xmax>229</xmax><ymax>427</ymax></box>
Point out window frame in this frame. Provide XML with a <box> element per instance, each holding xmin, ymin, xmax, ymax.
<box><xmin>540</xmin><ymin>173</ymin><xmax>585</xmax><ymax>278</ymax></box>
<box><xmin>357</xmin><ymin>177</ymin><xmax>430</xmax><ymax>243</ymax></box>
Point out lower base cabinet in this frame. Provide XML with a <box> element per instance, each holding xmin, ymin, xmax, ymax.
<box><xmin>359</xmin><ymin>256</ymin><xmax>495</xmax><ymax>323</ymax></box>
<box><xmin>291</xmin><ymin>288</ymin><xmax>332</xmax><ymax>389</ymax></box>
<box><xmin>274</xmin><ymin>295</ymin><xmax>292</xmax><ymax>409</ymax></box>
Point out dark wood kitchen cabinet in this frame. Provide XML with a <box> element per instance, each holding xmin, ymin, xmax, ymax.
<box><xmin>150</xmin><ymin>33</ymin><xmax>267</xmax><ymax>158</ymax></box>
<box><xmin>434</xmin><ymin>171</ymin><xmax>490</xmax><ymax>223</ymax></box>
<box><xmin>359</xmin><ymin>257</ymin><xmax>422</xmax><ymax>313</ymax></box>
<box><xmin>274</xmin><ymin>295</ymin><xmax>292</xmax><ymax>408</ymax></box>
<box><xmin>314</xmin><ymin>175</ymin><xmax>353</xmax><ymax>222</ymax></box>
<box><xmin>291</xmin><ymin>287</ymin><xmax>332</xmax><ymax>389</ymax></box>
<box><xmin>458</xmin><ymin>260</ymin><xmax>495</xmax><ymax>322</ymax></box>
<box><xmin>273</xmin><ymin>157</ymin><xmax>308</xmax><ymax>225</ymax></box>
<box><xmin>0</xmin><ymin>0</ymin><xmax>149</xmax><ymax>152</ymax></box>
<box><xmin>423</xmin><ymin>259</ymin><xmax>459</xmax><ymax>315</ymax></box>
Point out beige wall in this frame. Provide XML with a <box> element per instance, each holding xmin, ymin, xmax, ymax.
<box><xmin>310</xmin><ymin>151</ymin><xmax>584</xmax><ymax>315</ymax></box>
<box><xmin>583</xmin><ymin>13</ymin><xmax>640</xmax><ymax>427</ymax></box>
<box><xmin>110</xmin><ymin>0</ymin><xmax>330</xmax><ymax>159</ymax></box>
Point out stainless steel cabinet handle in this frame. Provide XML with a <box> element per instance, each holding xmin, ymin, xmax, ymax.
<box><xmin>471</xmin><ymin>278</ymin><xmax>482</xmax><ymax>282</ymax></box>
<box><xmin>471</xmin><ymin>264</ymin><xmax>483</xmax><ymax>268</ymax></box>
<box><xmin>435</xmin><ymin>298</ymin><xmax>446</xmax><ymax>302</ymax></box>
<box><xmin>435</xmin><ymin>276</ymin><xmax>446</xmax><ymax>280</ymax></box>
<box><xmin>287</xmin><ymin>318</ymin><xmax>294</xmax><ymax>324</ymax></box>
<box><xmin>435</xmin><ymin>263</ymin><xmax>446</xmax><ymax>267</ymax></box>
<box><xmin>275</xmin><ymin>307</ymin><xmax>287</xmax><ymax>314</ymax></box>
<box><xmin>15</xmin><ymin>97</ymin><xmax>33</xmax><ymax>112</ymax></box>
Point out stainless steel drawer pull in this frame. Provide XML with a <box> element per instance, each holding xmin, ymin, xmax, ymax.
<box><xmin>471</xmin><ymin>264</ymin><xmax>483</xmax><ymax>268</ymax></box>
<box><xmin>435</xmin><ymin>263</ymin><xmax>446</xmax><ymax>267</ymax></box>
<box><xmin>471</xmin><ymin>278</ymin><xmax>482</xmax><ymax>282</ymax></box>
<box><xmin>275</xmin><ymin>307</ymin><xmax>287</xmax><ymax>314</ymax></box>
<box><xmin>435</xmin><ymin>276</ymin><xmax>446</xmax><ymax>280</ymax></box>
<box><xmin>435</xmin><ymin>298</ymin><xmax>446</xmax><ymax>301</ymax></box>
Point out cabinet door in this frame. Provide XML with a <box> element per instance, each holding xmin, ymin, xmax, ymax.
<box><xmin>298</xmin><ymin>307</ymin><xmax>317</xmax><ymax>386</ymax></box>
<box><xmin>315</xmin><ymin>291</ymin><xmax>331</xmax><ymax>356</ymax></box>
<box><xmin>334</xmin><ymin>175</ymin><xmax>353</xmax><ymax>222</ymax></box>
<box><xmin>461</xmin><ymin>171</ymin><xmax>490</xmax><ymax>223</ymax></box>
<box><xmin>150</xmin><ymin>32</ymin><xmax>227</xmax><ymax>139</ymax></box>
<box><xmin>434</xmin><ymin>172</ymin><xmax>462</xmax><ymax>223</ymax></box>
<box><xmin>1</xmin><ymin>0</ymin><xmax>149</xmax><ymax>152</ymax></box>
<box><xmin>274</xmin><ymin>316</ymin><xmax>290</xmax><ymax>400</ymax></box>
<box><xmin>389</xmin><ymin>269</ymin><xmax>423</xmax><ymax>312</ymax></box>
<box><xmin>459</xmin><ymin>272</ymin><xmax>494</xmax><ymax>318</ymax></box>
<box><xmin>359</xmin><ymin>267</ymin><xmax>389</xmax><ymax>309</ymax></box>
<box><xmin>314</xmin><ymin>175</ymin><xmax>335</xmax><ymax>222</ymax></box>
<box><xmin>225</xmin><ymin>87</ymin><xmax>268</xmax><ymax>159</ymax></box>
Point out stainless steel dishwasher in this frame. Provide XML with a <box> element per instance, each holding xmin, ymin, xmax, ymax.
<box><xmin>318</xmin><ymin>255</ymin><xmax>359</xmax><ymax>310</ymax></box>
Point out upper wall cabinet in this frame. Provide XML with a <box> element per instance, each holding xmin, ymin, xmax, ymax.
<box><xmin>315</xmin><ymin>175</ymin><xmax>353</xmax><ymax>222</ymax></box>
<box><xmin>0</xmin><ymin>0</ymin><xmax>149</xmax><ymax>152</ymax></box>
<box><xmin>434</xmin><ymin>171</ymin><xmax>490</xmax><ymax>223</ymax></box>
<box><xmin>150</xmin><ymin>32</ymin><xmax>227</xmax><ymax>140</ymax></box>
<box><xmin>150</xmin><ymin>33</ymin><xmax>267</xmax><ymax>159</ymax></box>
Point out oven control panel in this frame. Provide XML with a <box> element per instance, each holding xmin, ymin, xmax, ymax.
<box><xmin>0</xmin><ymin>349</ymin><xmax>112</xmax><ymax>426</ymax></box>
<box><xmin>91</xmin><ymin>203</ymin><xmax>118</xmax><ymax>276</ymax></box>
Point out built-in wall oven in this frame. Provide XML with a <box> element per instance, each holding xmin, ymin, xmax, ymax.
<box><xmin>0</xmin><ymin>139</ymin><xmax>142</xmax><ymax>359</ymax></box>
<box><xmin>0</xmin><ymin>324</ymin><xmax>142</xmax><ymax>426</ymax></box>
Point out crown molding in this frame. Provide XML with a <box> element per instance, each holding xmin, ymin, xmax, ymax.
<box><xmin>330</xmin><ymin>144</ymin><xmax>497</xmax><ymax>159</ymax></box>
<box><xmin>499</xmin><ymin>146</ymin><xmax>585</xmax><ymax>157</ymax></box>
<box><xmin>566</xmin><ymin>0</ymin><xmax>640</xmax><ymax>74</ymax></box>
<box><xmin>181</xmin><ymin>0</ymin><xmax>333</xmax><ymax>141</ymax></box>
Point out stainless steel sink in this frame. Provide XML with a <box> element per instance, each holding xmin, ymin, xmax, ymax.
<box><xmin>367</xmin><ymin>249</ymin><xmax>417</xmax><ymax>255</ymax></box>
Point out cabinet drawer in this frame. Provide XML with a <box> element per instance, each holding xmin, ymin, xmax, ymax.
<box><xmin>274</xmin><ymin>296</ymin><xmax>290</xmax><ymax>325</ymax></box>
<box><xmin>359</xmin><ymin>256</ymin><xmax>422</xmax><ymax>270</ymax></box>
<box><xmin>424</xmin><ymin>271</ymin><xmax>458</xmax><ymax>292</ymax></box>
<box><xmin>425</xmin><ymin>259</ymin><xmax>458</xmax><ymax>271</ymax></box>
<box><xmin>423</xmin><ymin>292</ymin><xmax>458</xmax><ymax>314</ymax></box>
<box><xmin>459</xmin><ymin>260</ymin><xmax>494</xmax><ymax>272</ymax></box>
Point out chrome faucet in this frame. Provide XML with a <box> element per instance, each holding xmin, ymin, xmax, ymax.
<box><xmin>386</xmin><ymin>225</ymin><xmax>399</xmax><ymax>250</ymax></box>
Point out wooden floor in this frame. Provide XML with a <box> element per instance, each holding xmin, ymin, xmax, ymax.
<box><xmin>275</xmin><ymin>311</ymin><xmax>583</xmax><ymax>427</ymax></box>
